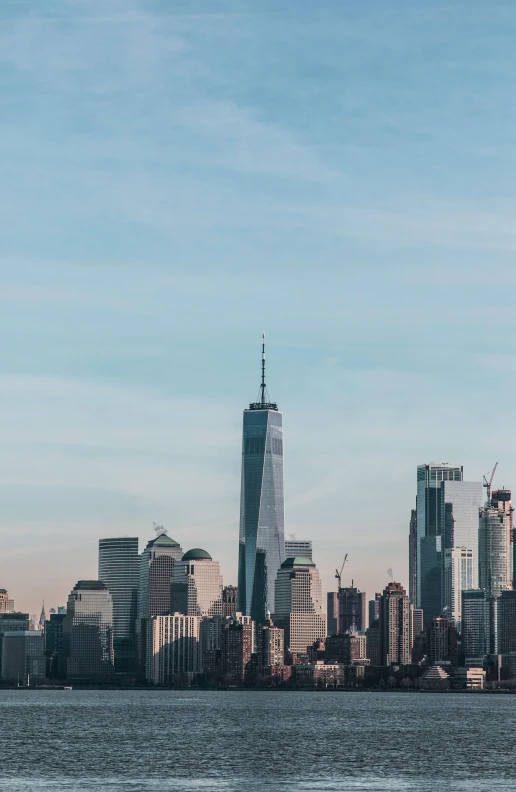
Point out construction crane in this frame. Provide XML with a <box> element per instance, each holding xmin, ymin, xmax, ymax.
<box><xmin>483</xmin><ymin>462</ymin><xmax>498</xmax><ymax>503</ymax></box>
<box><xmin>335</xmin><ymin>554</ymin><xmax>348</xmax><ymax>593</ymax></box>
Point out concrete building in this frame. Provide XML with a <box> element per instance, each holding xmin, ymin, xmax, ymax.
<box><xmin>327</xmin><ymin>592</ymin><xmax>339</xmax><ymax>637</ymax></box>
<box><xmin>285</xmin><ymin>540</ymin><xmax>312</xmax><ymax>559</ymax></box>
<box><xmin>1</xmin><ymin>631</ymin><xmax>46</xmax><ymax>683</ymax></box>
<box><xmin>454</xmin><ymin>666</ymin><xmax>485</xmax><ymax>690</ymax></box>
<box><xmin>461</xmin><ymin>589</ymin><xmax>490</xmax><ymax>659</ymax></box>
<box><xmin>338</xmin><ymin>587</ymin><xmax>366</xmax><ymax>633</ymax></box>
<box><xmin>220</xmin><ymin>618</ymin><xmax>253</xmax><ymax>680</ymax></box>
<box><xmin>427</xmin><ymin>616</ymin><xmax>457</xmax><ymax>664</ymax></box>
<box><xmin>151</xmin><ymin>613</ymin><xmax>201</xmax><ymax>684</ymax></box>
<box><xmin>137</xmin><ymin>532</ymin><xmax>183</xmax><ymax>677</ymax></box>
<box><xmin>274</xmin><ymin>557</ymin><xmax>326</xmax><ymax>659</ymax></box>
<box><xmin>0</xmin><ymin>589</ymin><xmax>14</xmax><ymax>613</ymax></box>
<box><xmin>380</xmin><ymin>582</ymin><xmax>413</xmax><ymax>666</ymax></box>
<box><xmin>443</xmin><ymin>547</ymin><xmax>474</xmax><ymax>631</ymax></box>
<box><xmin>171</xmin><ymin>549</ymin><xmax>223</xmax><ymax>617</ymax></box>
<box><xmin>256</xmin><ymin>615</ymin><xmax>284</xmax><ymax>670</ymax></box>
<box><xmin>221</xmin><ymin>585</ymin><xmax>238</xmax><ymax>617</ymax></box>
<box><xmin>479</xmin><ymin>503</ymin><xmax>512</xmax><ymax>599</ymax></box>
<box><xmin>65</xmin><ymin>581</ymin><xmax>114</xmax><ymax>679</ymax></box>
<box><xmin>98</xmin><ymin>537</ymin><xmax>139</xmax><ymax>673</ymax></box>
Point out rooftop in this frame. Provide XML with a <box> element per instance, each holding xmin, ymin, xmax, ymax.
<box><xmin>281</xmin><ymin>557</ymin><xmax>315</xmax><ymax>568</ymax></box>
<box><xmin>73</xmin><ymin>580</ymin><xmax>108</xmax><ymax>591</ymax></box>
<box><xmin>145</xmin><ymin>533</ymin><xmax>181</xmax><ymax>550</ymax></box>
<box><xmin>182</xmin><ymin>548</ymin><xmax>212</xmax><ymax>561</ymax></box>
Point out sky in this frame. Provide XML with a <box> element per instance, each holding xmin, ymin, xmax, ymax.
<box><xmin>2</xmin><ymin>0</ymin><xmax>516</xmax><ymax>615</ymax></box>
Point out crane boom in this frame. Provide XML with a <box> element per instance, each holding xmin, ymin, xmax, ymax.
<box><xmin>335</xmin><ymin>553</ymin><xmax>348</xmax><ymax>592</ymax></box>
<box><xmin>483</xmin><ymin>462</ymin><xmax>498</xmax><ymax>503</ymax></box>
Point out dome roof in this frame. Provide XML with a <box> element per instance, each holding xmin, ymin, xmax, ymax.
<box><xmin>182</xmin><ymin>548</ymin><xmax>212</xmax><ymax>561</ymax></box>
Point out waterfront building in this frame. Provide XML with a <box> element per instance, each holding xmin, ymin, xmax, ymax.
<box><xmin>454</xmin><ymin>666</ymin><xmax>485</xmax><ymax>689</ymax></box>
<box><xmin>221</xmin><ymin>585</ymin><xmax>238</xmax><ymax>617</ymax></box>
<box><xmin>256</xmin><ymin>615</ymin><xmax>284</xmax><ymax>670</ymax></box>
<box><xmin>45</xmin><ymin>612</ymin><xmax>67</xmax><ymax>679</ymax></box>
<box><xmin>285</xmin><ymin>540</ymin><xmax>312</xmax><ymax>560</ymax></box>
<box><xmin>479</xmin><ymin>503</ymin><xmax>512</xmax><ymax>599</ymax></box>
<box><xmin>238</xmin><ymin>338</ymin><xmax>285</xmax><ymax>623</ymax></box>
<box><xmin>294</xmin><ymin>662</ymin><xmax>345</xmax><ymax>688</ymax></box>
<box><xmin>0</xmin><ymin>589</ymin><xmax>14</xmax><ymax>613</ymax></box>
<box><xmin>416</xmin><ymin>463</ymin><xmax>463</xmax><ymax>621</ymax></box>
<box><xmin>151</xmin><ymin>613</ymin><xmax>201</xmax><ymax>684</ymax></box>
<box><xmin>274</xmin><ymin>557</ymin><xmax>325</xmax><ymax>659</ymax></box>
<box><xmin>427</xmin><ymin>616</ymin><xmax>457</xmax><ymax>664</ymax></box>
<box><xmin>171</xmin><ymin>549</ymin><xmax>223</xmax><ymax>617</ymax></box>
<box><xmin>365</xmin><ymin>620</ymin><xmax>381</xmax><ymax>666</ymax></box>
<box><xmin>443</xmin><ymin>547</ymin><xmax>474</xmax><ymax>631</ymax></box>
<box><xmin>1</xmin><ymin>631</ymin><xmax>46</xmax><ymax>683</ymax></box>
<box><xmin>379</xmin><ymin>582</ymin><xmax>413</xmax><ymax>666</ymax></box>
<box><xmin>461</xmin><ymin>589</ymin><xmax>490</xmax><ymax>658</ymax></box>
<box><xmin>495</xmin><ymin>590</ymin><xmax>516</xmax><ymax>655</ymax></box>
<box><xmin>137</xmin><ymin>532</ymin><xmax>183</xmax><ymax>677</ymax></box>
<box><xmin>338</xmin><ymin>587</ymin><xmax>366</xmax><ymax>633</ymax></box>
<box><xmin>0</xmin><ymin>612</ymin><xmax>29</xmax><ymax>672</ymax></box>
<box><xmin>220</xmin><ymin>618</ymin><xmax>253</xmax><ymax>680</ymax></box>
<box><xmin>368</xmin><ymin>593</ymin><xmax>381</xmax><ymax>628</ymax></box>
<box><xmin>65</xmin><ymin>581</ymin><xmax>114</xmax><ymax>679</ymax></box>
<box><xmin>327</xmin><ymin>592</ymin><xmax>339</xmax><ymax>636</ymax></box>
<box><xmin>408</xmin><ymin>509</ymin><xmax>417</xmax><ymax>604</ymax></box>
<box><xmin>98</xmin><ymin>537</ymin><xmax>139</xmax><ymax>673</ymax></box>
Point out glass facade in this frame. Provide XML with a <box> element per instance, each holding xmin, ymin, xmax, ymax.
<box><xmin>238</xmin><ymin>408</ymin><xmax>285</xmax><ymax>623</ymax></box>
<box><xmin>65</xmin><ymin>581</ymin><xmax>114</xmax><ymax>678</ymax></box>
<box><xmin>443</xmin><ymin>547</ymin><xmax>473</xmax><ymax>630</ymax></box>
<box><xmin>461</xmin><ymin>589</ymin><xmax>490</xmax><ymax>657</ymax></box>
<box><xmin>273</xmin><ymin>558</ymin><xmax>325</xmax><ymax>656</ymax></box>
<box><xmin>171</xmin><ymin>549</ymin><xmax>224</xmax><ymax>617</ymax></box>
<box><xmin>479</xmin><ymin>505</ymin><xmax>512</xmax><ymax>598</ymax></box>
<box><xmin>285</xmin><ymin>540</ymin><xmax>312</xmax><ymax>559</ymax></box>
<box><xmin>98</xmin><ymin>537</ymin><xmax>139</xmax><ymax>672</ymax></box>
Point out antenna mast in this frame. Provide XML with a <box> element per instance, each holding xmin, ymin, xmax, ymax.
<box><xmin>261</xmin><ymin>333</ymin><xmax>266</xmax><ymax>407</ymax></box>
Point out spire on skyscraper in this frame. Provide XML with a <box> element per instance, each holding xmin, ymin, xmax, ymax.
<box><xmin>250</xmin><ymin>333</ymin><xmax>277</xmax><ymax>411</ymax></box>
<box><xmin>39</xmin><ymin>601</ymin><xmax>46</xmax><ymax>631</ymax></box>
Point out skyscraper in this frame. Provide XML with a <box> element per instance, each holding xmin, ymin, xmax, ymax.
<box><xmin>137</xmin><ymin>532</ymin><xmax>183</xmax><ymax>677</ymax></box>
<box><xmin>256</xmin><ymin>615</ymin><xmax>285</xmax><ymax>670</ymax></box>
<box><xmin>221</xmin><ymin>585</ymin><xmax>238</xmax><ymax>617</ymax></box>
<box><xmin>0</xmin><ymin>589</ymin><xmax>14</xmax><ymax>613</ymax></box>
<box><xmin>1</xmin><ymin>631</ymin><xmax>46</xmax><ymax>683</ymax></box>
<box><xmin>98</xmin><ymin>537</ymin><xmax>139</xmax><ymax>672</ymax></box>
<box><xmin>273</xmin><ymin>557</ymin><xmax>325</xmax><ymax>658</ymax></box>
<box><xmin>416</xmin><ymin>463</ymin><xmax>463</xmax><ymax>622</ymax></box>
<box><xmin>151</xmin><ymin>613</ymin><xmax>201</xmax><ymax>684</ymax></box>
<box><xmin>327</xmin><ymin>592</ymin><xmax>339</xmax><ymax>636</ymax></box>
<box><xmin>408</xmin><ymin>510</ymin><xmax>417</xmax><ymax>604</ymax></box>
<box><xmin>379</xmin><ymin>582</ymin><xmax>413</xmax><ymax>666</ymax></box>
<box><xmin>220</xmin><ymin>618</ymin><xmax>254</xmax><ymax>680</ymax></box>
<box><xmin>171</xmin><ymin>549</ymin><xmax>223</xmax><ymax>617</ymax></box>
<box><xmin>338</xmin><ymin>587</ymin><xmax>366</xmax><ymax>633</ymax></box>
<box><xmin>238</xmin><ymin>337</ymin><xmax>285</xmax><ymax>623</ymax></box>
<box><xmin>479</xmin><ymin>503</ymin><xmax>511</xmax><ymax>599</ymax></box>
<box><xmin>65</xmin><ymin>581</ymin><xmax>114</xmax><ymax>679</ymax></box>
<box><xmin>443</xmin><ymin>547</ymin><xmax>474</xmax><ymax>630</ymax></box>
<box><xmin>285</xmin><ymin>540</ymin><xmax>312</xmax><ymax>559</ymax></box>
<box><xmin>368</xmin><ymin>593</ymin><xmax>381</xmax><ymax>627</ymax></box>
<box><xmin>461</xmin><ymin>589</ymin><xmax>490</xmax><ymax>659</ymax></box>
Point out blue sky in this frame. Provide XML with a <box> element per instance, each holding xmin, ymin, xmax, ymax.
<box><xmin>2</xmin><ymin>0</ymin><xmax>516</xmax><ymax>614</ymax></box>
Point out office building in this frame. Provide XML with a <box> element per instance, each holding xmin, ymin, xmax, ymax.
<box><xmin>368</xmin><ymin>593</ymin><xmax>381</xmax><ymax>628</ymax></box>
<box><xmin>427</xmin><ymin>616</ymin><xmax>456</xmax><ymax>664</ymax></box>
<box><xmin>380</xmin><ymin>582</ymin><xmax>413</xmax><ymax>666</ymax></box>
<box><xmin>220</xmin><ymin>618</ymin><xmax>253</xmax><ymax>680</ymax></box>
<box><xmin>443</xmin><ymin>547</ymin><xmax>474</xmax><ymax>631</ymax></box>
<box><xmin>256</xmin><ymin>615</ymin><xmax>284</xmax><ymax>670</ymax></box>
<box><xmin>0</xmin><ymin>589</ymin><xmax>14</xmax><ymax>613</ymax></box>
<box><xmin>274</xmin><ymin>557</ymin><xmax>325</xmax><ymax>658</ymax></box>
<box><xmin>461</xmin><ymin>589</ymin><xmax>490</xmax><ymax>658</ymax></box>
<box><xmin>221</xmin><ymin>585</ymin><xmax>238</xmax><ymax>617</ymax></box>
<box><xmin>98</xmin><ymin>537</ymin><xmax>139</xmax><ymax>673</ymax></box>
<box><xmin>366</xmin><ymin>620</ymin><xmax>381</xmax><ymax>666</ymax></box>
<box><xmin>45</xmin><ymin>612</ymin><xmax>67</xmax><ymax>679</ymax></box>
<box><xmin>285</xmin><ymin>540</ymin><xmax>312</xmax><ymax>560</ymax></box>
<box><xmin>0</xmin><ymin>612</ymin><xmax>29</xmax><ymax>671</ymax></box>
<box><xmin>408</xmin><ymin>509</ymin><xmax>417</xmax><ymax>604</ymax></box>
<box><xmin>238</xmin><ymin>339</ymin><xmax>285</xmax><ymax>623</ymax></box>
<box><xmin>416</xmin><ymin>463</ymin><xmax>463</xmax><ymax>621</ymax></box>
<box><xmin>1</xmin><ymin>631</ymin><xmax>46</xmax><ymax>683</ymax></box>
<box><xmin>413</xmin><ymin>608</ymin><xmax>424</xmax><ymax>636</ymax></box>
<box><xmin>151</xmin><ymin>613</ymin><xmax>201</xmax><ymax>684</ymax></box>
<box><xmin>338</xmin><ymin>587</ymin><xmax>366</xmax><ymax>633</ymax></box>
<box><xmin>327</xmin><ymin>592</ymin><xmax>339</xmax><ymax>636</ymax></box>
<box><xmin>65</xmin><ymin>581</ymin><xmax>114</xmax><ymax>679</ymax></box>
<box><xmin>171</xmin><ymin>549</ymin><xmax>223</xmax><ymax>617</ymax></box>
<box><xmin>495</xmin><ymin>590</ymin><xmax>516</xmax><ymax>655</ymax></box>
<box><xmin>479</xmin><ymin>503</ymin><xmax>511</xmax><ymax>599</ymax></box>
<box><xmin>137</xmin><ymin>532</ymin><xmax>183</xmax><ymax>677</ymax></box>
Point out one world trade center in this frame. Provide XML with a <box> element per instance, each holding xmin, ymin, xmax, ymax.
<box><xmin>238</xmin><ymin>337</ymin><xmax>285</xmax><ymax>624</ymax></box>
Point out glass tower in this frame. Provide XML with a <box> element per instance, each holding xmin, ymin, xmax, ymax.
<box><xmin>98</xmin><ymin>537</ymin><xmax>139</xmax><ymax>672</ymax></box>
<box><xmin>238</xmin><ymin>337</ymin><xmax>285</xmax><ymax>623</ymax></box>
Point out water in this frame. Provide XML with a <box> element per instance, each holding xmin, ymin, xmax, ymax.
<box><xmin>1</xmin><ymin>689</ymin><xmax>515</xmax><ymax>791</ymax></box>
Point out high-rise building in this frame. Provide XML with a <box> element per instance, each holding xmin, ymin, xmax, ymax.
<box><xmin>1</xmin><ymin>631</ymin><xmax>46</xmax><ymax>683</ymax></box>
<box><xmin>220</xmin><ymin>618</ymin><xmax>253</xmax><ymax>680</ymax></box>
<box><xmin>366</xmin><ymin>620</ymin><xmax>381</xmax><ymax>666</ymax></box>
<box><xmin>416</xmin><ymin>463</ymin><xmax>463</xmax><ymax>621</ymax></box>
<box><xmin>461</xmin><ymin>589</ymin><xmax>490</xmax><ymax>659</ymax></box>
<box><xmin>413</xmin><ymin>608</ymin><xmax>424</xmax><ymax>636</ymax></box>
<box><xmin>171</xmin><ymin>549</ymin><xmax>223</xmax><ymax>617</ymax></box>
<box><xmin>98</xmin><ymin>537</ymin><xmax>139</xmax><ymax>673</ymax></box>
<box><xmin>0</xmin><ymin>612</ymin><xmax>29</xmax><ymax>671</ymax></box>
<box><xmin>495</xmin><ymin>590</ymin><xmax>516</xmax><ymax>655</ymax></box>
<box><xmin>151</xmin><ymin>613</ymin><xmax>201</xmax><ymax>684</ymax></box>
<box><xmin>327</xmin><ymin>592</ymin><xmax>339</xmax><ymax>636</ymax></box>
<box><xmin>368</xmin><ymin>593</ymin><xmax>381</xmax><ymax>628</ymax></box>
<box><xmin>285</xmin><ymin>540</ymin><xmax>312</xmax><ymax>560</ymax></box>
<box><xmin>238</xmin><ymin>338</ymin><xmax>285</xmax><ymax>623</ymax></box>
<box><xmin>479</xmin><ymin>503</ymin><xmax>511</xmax><ymax>599</ymax></box>
<box><xmin>443</xmin><ymin>547</ymin><xmax>474</xmax><ymax>631</ymax></box>
<box><xmin>426</xmin><ymin>617</ymin><xmax>456</xmax><ymax>664</ymax></box>
<box><xmin>0</xmin><ymin>589</ymin><xmax>14</xmax><ymax>613</ymax></box>
<box><xmin>338</xmin><ymin>587</ymin><xmax>366</xmax><ymax>633</ymax></box>
<box><xmin>65</xmin><ymin>581</ymin><xmax>114</xmax><ymax>679</ymax></box>
<box><xmin>379</xmin><ymin>582</ymin><xmax>413</xmax><ymax>666</ymax></box>
<box><xmin>256</xmin><ymin>615</ymin><xmax>284</xmax><ymax>670</ymax></box>
<box><xmin>408</xmin><ymin>510</ymin><xmax>417</xmax><ymax>604</ymax></box>
<box><xmin>491</xmin><ymin>489</ymin><xmax>514</xmax><ymax>584</ymax></box>
<box><xmin>45</xmin><ymin>612</ymin><xmax>67</xmax><ymax>679</ymax></box>
<box><xmin>137</xmin><ymin>532</ymin><xmax>183</xmax><ymax>677</ymax></box>
<box><xmin>221</xmin><ymin>585</ymin><xmax>238</xmax><ymax>617</ymax></box>
<box><xmin>273</xmin><ymin>557</ymin><xmax>325</xmax><ymax>658</ymax></box>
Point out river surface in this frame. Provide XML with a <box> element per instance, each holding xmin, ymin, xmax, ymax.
<box><xmin>0</xmin><ymin>689</ymin><xmax>515</xmax><ymax>791</ymax></box>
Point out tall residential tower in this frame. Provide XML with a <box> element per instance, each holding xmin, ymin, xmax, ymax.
<box><xmin>238</xmin><ymin>337</ymin><xmax>285</xmax><ymax>623</ymax></box>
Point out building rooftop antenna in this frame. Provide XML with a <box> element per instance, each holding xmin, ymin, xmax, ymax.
<box><xmin>249</xmin><ymin>333</ymin><xmax>278</xmax><ymax>411</ymax></box>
